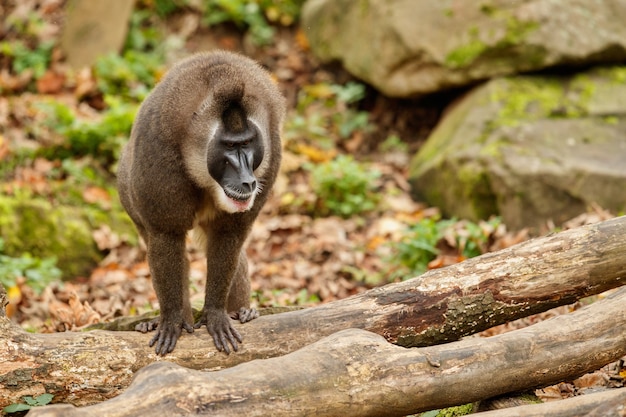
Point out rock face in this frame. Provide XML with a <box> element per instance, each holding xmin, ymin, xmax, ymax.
<box><xmin>302</xmin><ymin>0</ymin><xmax>626</xmax><ymax>97</ymax></box>
<box><xmin>408</xmin><ymin>67</ymin><xmax>626</xmax><ymax>230</ymax></box>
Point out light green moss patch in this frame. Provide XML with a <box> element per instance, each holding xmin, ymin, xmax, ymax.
<box><xmin>0</xmin><ymin>191</ymin><xmax>134</xmax><ymax>279</ymax></box>
<box><xmin>444</xmin><ymin>9</ymin><xmax>539</xmax><ymax>69</ymax></box>
<box><xmin>486</xmin><ymin>72</ymin><xmax>597</xmax><ymax>130</ymax></box>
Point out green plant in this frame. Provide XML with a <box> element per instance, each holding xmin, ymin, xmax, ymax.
<box><xmin>285</xmin><ymin>82</ymin><xmax>372</xmax><ymax>149</ymax></box>
<box><xmin>3</xmin><ymin>394</ymin><xmax>54</xmax><ymax>414</ymax></box>
<box><xmin>308</xmin><ymin>155</ymin><xmax>381</xmax><ymax>218</ymax></box>
<box><xmin>0</xmin><ymin>238</ymin><xmax>61</xmax><ymax>295</ymax></box>
<box><xmin>94</xmin><ymin>51</ymin><xmax>161</xmax><ymax>100</ymax></box>
<box><xmin>391</xmin><ymin>217</ymin><xmax>502</xmax><ymax>278</ymax></box>
<box><xmin>202</xmin><ymin>0</ymin><xmax>275</xmax><ymax>45</ymax></box>
<box><xmin>393</xmin><ymin>216</ymin><xmax>455</xmax><ymax>276</ymax></box>
<box><xmin>379</xmin><ymin>135</ymin><xmax>408</xmax><ymax>153</ymax></box>
<box><xmin>124</xmin><ymin>9</ymin><xmax>163</xmax><ymax>51</ymax></box>
<box><xmin>39</xmin><ymin>96</ymin><xmax>138</xmax><ymax>165</ymax></box>
<box><xmin>456</xmin><ymin>217</ymin><xmax>502</xmax><ymax>258</ymax></box>
<box><xmin>94</xmin><ymin>10</ymin><xmax>165</xmax><ymax>100</ymax></box>
<box><xmin>196</xmin><ymin>0</ymin><xmax>306</xmax><ymax>45</ymax></box>
<box><xmin>0</xmin><ymin>39</ymin><xmax>54</xmax><ymax>79</ymax></box>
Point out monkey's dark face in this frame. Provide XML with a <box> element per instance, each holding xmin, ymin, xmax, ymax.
<box><xmin>207</xmin><ymin>124</ymin><xmax>264</xmax><ymax>213</ymax></box>
<box><xmin>183</xmin><ymin>98</ymin><xmax>273</xmax><ymax>215</ymax></box>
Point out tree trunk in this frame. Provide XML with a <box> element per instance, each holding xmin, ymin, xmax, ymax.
<box><xmin>477</xmin><ymin>388</ymin><xmax>626</xmax><ymax>417</ymax></box>
<box><xmin>28</xmin><ymin>287</ymin><xmax>626</xmax><ymax>417</ymax></box>
<box><xmin>1</xmin><ymin>216</ymin><xmax>626</xmax><ymax>407</ymax></box>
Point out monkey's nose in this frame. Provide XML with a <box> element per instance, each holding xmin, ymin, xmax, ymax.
<box><xmin>241</xmin><ymin>179</ymin><xmax>257</xmax><ymax>193</ymax></box>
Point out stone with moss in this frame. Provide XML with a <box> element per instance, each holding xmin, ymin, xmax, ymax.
<box><xmin>302</xmin><ymin>0</ymin><xmax>626</xmax><ymax>97</ymax></box>
<box><xmin>0</xmin><ymin>190</ymin><xmax>135</xmax><ymax>279</ymax></box>
<box><xmin>409</xmin><ymin>66</ymin><xmax>626</xmax><ymax>230</ymax></box>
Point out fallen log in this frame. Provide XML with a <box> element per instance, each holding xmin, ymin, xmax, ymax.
<box><xmin>1</xmin><ymin>216</ymin><xmax>625</xmax><ymax>406</ymax></box>
<box><xmin>477</xmin><ymin>387</ymin><xmax>626</xmax><ymax>417</ymax></box>
<box><xmin>28</xmin><ymin>287</ymin><xmax>626</xmax><ymax>417</ymax></box>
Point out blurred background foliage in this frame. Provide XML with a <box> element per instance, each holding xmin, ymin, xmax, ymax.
<box><xmin>0</xmin><ymin>0</ymin><xmax>500</xmax><ymax>302</ymax></box>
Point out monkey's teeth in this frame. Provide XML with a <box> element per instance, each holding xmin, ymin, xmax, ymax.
<box><xmin>224</xmin><ymin>192</ymin><xmax>252</xmax><ymax>211</ymax></box>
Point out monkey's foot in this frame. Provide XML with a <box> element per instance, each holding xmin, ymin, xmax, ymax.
<box><xmin>230</xmin><ymin>307</ymin><xmax>259</xmax><ymax>323</ymax></box>
<box><xmin>195</xmin><ymin>308</ymin><xmax>242</xmax><ymax>354</ymax></box>
<box><xmin>135</xmin><ymin>317</ymin><xmax>159</xmax><ymax>333</ymax></box>
<box><xmin>135</xmin><ymin>316</ymin><xmax>193</xmax><ymax>355</ymax></box>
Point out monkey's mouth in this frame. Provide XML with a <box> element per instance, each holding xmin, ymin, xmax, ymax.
<box><xmin>224</xmin><ymin>189</ymin><xmax>253</xmax><ymax>202</ymax></box>
<box><xmin>224</xmin><ymin>189</ymin><xmax>254</xmax><ymax>211</ymax></box>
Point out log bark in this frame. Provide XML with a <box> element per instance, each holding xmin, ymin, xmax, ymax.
<box><xmin>1</xmin><ymin>216</ymin><xmax>626</xmax><ymax>407</ymax></box>
<box><xmin>28</xmin><ymin>287</ymin><xmax>626</xmax><ymax>417</ymax></box>
<box><xmin>477</xmin><ymin>388</ymin><xmax>626</xmax><ymax>417</ymax></box>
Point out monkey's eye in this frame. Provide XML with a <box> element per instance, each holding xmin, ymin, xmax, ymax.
<box><xmin>225</xmin><ymin>142</ymin><xmax>235</xmax><ymax>149</ymax></box>
<box><xmin>241</xmin><ymin>140</ymin><xmax>251</xmax><ymax>147</ymax></box>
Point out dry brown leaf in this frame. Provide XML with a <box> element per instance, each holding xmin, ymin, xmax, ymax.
<box><xmin>36</xmin><ymin>69</ymin><xmax>65</xmax><ymax>94</ymax></box>
<box><xmin>68</xmin><ymin>291</ymin><xmax>101</xmax><ymax>327</ymax></box>
<box><xmin>573</xmin><ymin>371</ymin><xmax>610</xmax><ymax>389</ymax></box>
<box><xmin>83</xmin><ymin>186</ymin><xmax>112</xmax><ymax>208</ymax></box>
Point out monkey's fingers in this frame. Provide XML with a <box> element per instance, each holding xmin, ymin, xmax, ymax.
<box><xmin>207</xmin><ymin>322</ymin><xmax>243</xmax><ymax>354</ymax></box>
<box><xmin>149</xmin><ymin>327</ymin><xmax>180</xmax><ymax>355</ymax></box>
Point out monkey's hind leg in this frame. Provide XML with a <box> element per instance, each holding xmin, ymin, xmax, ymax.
<box><xmin>227</xmin><ymin>250</ymin><xmax>259</xmax><ymax>323</ymax></box>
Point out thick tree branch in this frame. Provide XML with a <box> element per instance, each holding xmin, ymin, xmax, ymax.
<box><xmin>477</xmin><ymin>388</ymin><xmax>626</xmax><ymax>416</ymax></box>
<box><xmin>29</xmin><ymin>287</ymin><xmax>626</xmax><ymax>417</ymax></box>
<box><xmin>1</xmin><ymin>216</ymin><xmax>625</xmax><ymax>406</ymax></box>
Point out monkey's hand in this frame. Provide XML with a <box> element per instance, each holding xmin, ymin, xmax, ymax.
<box><xmin>137</xmin><ymin>316</ymin><xmax>194</xmax><ymax>355</ymax></box>
<box><xmin>195</xmin><ymin>308</ymin><xmax>243</xmax><ymax>354</ymax></box>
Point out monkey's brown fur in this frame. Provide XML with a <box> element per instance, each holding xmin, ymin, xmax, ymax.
<box><xmin>118</xmin><ymin>51</ymin><xmax>285</xmax><ymax>354</ymax></box>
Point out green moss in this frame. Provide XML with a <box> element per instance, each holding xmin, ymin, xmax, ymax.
<box><xmin>429</xmin><ymin>403</ymin><xmax>476</xmax><ymax>416</ymax></box>
<box><xmin>445</xmin><ymin>39</ymin><xmax>488</xmax><ymax>68</ymax></box>
<box><xmin>457</xmin><ymin>164</ymin><xmax>498</xmax><ymax>219</ymax></box>
<box><xmin>0</xmin><ymin>190</ymin><xmax>134</xmax><ymax>279</ymax></box>
<box><xmin>0</xmin><ymin>194</ymin><xmax>98</xmax><ymax>278</ymax></box>
<box><xmin>486</xmin><ymin>73</ymin><xmax>596</xmax><ymax>131</ymax></box>
<box><xmin>596</xmin><ymin>65</ymin><xmax>626</xmax><ymax>84</ymax></box>
<box><xmin>444</xmin><ymin>11</ymin><xmax>538</xmax><ymax>69</ymax></box>
<box><xmin>480</xmin><ymin>3</ymin><xmax>497</xmax><ymax>16</ymax></box>
<box><xmin>502</xmin><ymin>16</ymin><xmax>538</xmax><ymax>45</ymax></box>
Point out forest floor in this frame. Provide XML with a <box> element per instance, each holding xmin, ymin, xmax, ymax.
<box><xmin>1</xmin><ymin>1</ymin><xmax>624</xmax><ymax>408</ymax></box>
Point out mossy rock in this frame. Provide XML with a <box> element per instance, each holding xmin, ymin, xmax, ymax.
<box><xmin>303</xmin><ymin>0</ymin><xmax>626</xmax><ymax>97</ymax></box>
<box><xmin>0</xmin><ymin>192</ymin><xmax>135</xmax><ymax>279</ymax></box>
<box><xmin>409</xmin><ymin>66</ymin><xmax>626</xmax><ymax>229</ymax></box>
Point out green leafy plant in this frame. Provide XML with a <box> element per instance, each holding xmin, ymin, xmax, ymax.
<box><xmin>94</xmin><ymin>51</ymin><xmax>161</xmax><ymax>100</ymax></box>
<box><xmin>308</xmin><ymin>155</ymin><xmax>381</xmax><ymax>218</ymax></box>
<box><xmin>391</xmin><ymin>217</ymin><xmax>502</xmax><ymax>278</ymax></box>
<box><xmin>94</xmin><ymin>10</ymin><xmax>166</xmax><ymax>100</ymax></box>
<box><xmin>195</xmin><ymin>0</ymin><xmax>305</xmax><ymax>45</ymax></box>
<box><xmin>3</xmin><ymin>394</ymin><xmax>54</xmax><ymax>414</ymax></box>
<box><xmin>285</xmin><ymin>82</ymin><xmax>372</xmax><ymax>150</ymax></box>
<box><xmin>0</xmin><ymin>238</ymin><xmax>61</xmax><ymax>295</ymax></box>
<box><xmin>38</xmin><ymin>96</ymin><xmax>138</xmax><ymax>165</ymax></box>
<box><xmin>379</xmin><ymin>134</ymin><xmax>409</xmax><ymax>153</ymax></box>
<box><xmin>202</xmin><ymin>0</ymin><xmax>275</xmax><ymax>45</ymax></box>
<box><xmin>124</xmin><ymin>9</ymin><xmax>163</xmax><ymax>52</ymax></box>
<box><xmin>393</xmin><ymin>216</ymin><xmax>455</xmax><ymax>277</ymax></box>
<box><xmin>0</xmin><ymin>39</ymin><xmax>54</xmax><ymax>79</ymax></box>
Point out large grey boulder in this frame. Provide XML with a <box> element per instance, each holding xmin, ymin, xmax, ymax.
<box><xmin>302</xmin><ymin>0</ymin><xmax>626</xmax><ymax>97</ymax></box>
<box><xmin>408</xmin><ymin>66</ymin><xmax>626</xmax><ymax>230</ymax></box>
